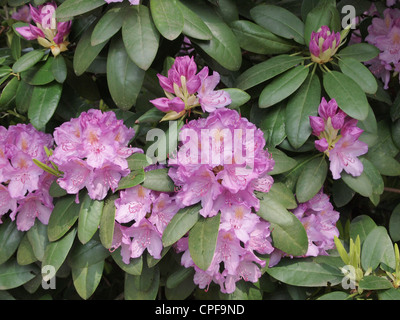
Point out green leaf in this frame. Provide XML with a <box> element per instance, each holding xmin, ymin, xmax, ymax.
<box><xmin>259</xmin><ymin>103</ymin><xmax>287</xmax><ymax>147</ymax></box>
<box><xmin>235</xmin><ymin>55</ymin><xmax>304</xmax><ymax>91</ymax></box>
<box><xmin>341</xmin><ymin>171</ymin><xmax>373</xmax><ymax>197</ymax></box>
<box><xmin>117</xmin><ymin>168</ymin><xmax>145</xmax><ymax>190</ymax></box>
<box><xmin>162</xmin><ymin>204</ymin><xmax>200</xmax><ymax>247</ymax></box>
<box><xmin>296</xmin><ymin>156</ymin><xmax>328</xmax><ymax>203</ymax></box>
<box><xmin>107</xmin><ymin>34</ymin><xmax>145</xmax><ymax>111</ymax></box>
<box><xmin>124</xmin><ymin>263</ymin><xmax>160</xmax><ymax>300</ymax></box>
<box><xmin>55</xmin><ymin>0</ymin><xmax>105</xmax><ymax>19</ymax></box>
<box><xmin>349</xmin><ymin>215</ymin><xmax>377</xmax><ymax>244</ymax></box>
<box><xmin>323</xmin><ymin>71</ymin><xmax>369</xmax><ymax>120</ymax></box>
<box><xmin>176</xmin><ymin>1</ymin><xmax>212</xmax><ymax>40</ymax></box>
<box><xmin>150</xmin><ymin>0</ymin><xmax>184</xmax><ymax>40</ymax></box>
<box><xmin>0</xmin><ymin>260</ymin><xmax>38</xmax><ymax>290</ymax></box>
<box><xmin>183</xmin><ymin>1</ymin><xmax>242</xmax><ymax>71</ymax></box>
<box><xmin>361</xmin><ymin>226</ymin><xmax>396</xmax><ymax>271</ymax></box>
<box><xmin>250</xmin><ymin>4</ymin><xmax>305</xmax><ymax>45</ymax></box>
<box><xmin>332</xmin><ymin>179</ymin><xmax>355</xmax><ymax>208</ymax></box>
<box><xmin>99</xmin><ymin>194</ymin><xmax>117</xmax><ymax>249</ymax></box>
<box><xmin>0</xmin><ymin>220</ymin><xmax>24</xmax><ymax>265</ymax></box>
<box><xmin>259</xmin><ymin>66</ymin><xmax>309</xmax><ymax>108</ymax></box>
<box><xmin>127</xmin><ymin>152</ymin><xmax>153</xmax><ymax>171</ymax></box>
<box><xmin>141</xmin><ymin>168</ymin><xmax>175</xmax><ymax>192</ymax></box>
<box><xmin>257</xmin><ymin>196</ymin><xmax>308</xmax><ymax>256</ymax></box>
<box><xmin>166</xmin><ymin>266</ymin><xmax>195</xmax><ymax>289</ymax></box>
<box><xmin>68</xmin><ymin>239</ymin><xmax>109</xmax><ymax>269</ymax></box>
<box><xmin>390</xmin><ymin>203</ymin><xmax>400</xmax><ymax>242</ymax></box>
<box><xmin>72</xmin><ymin>260</ymin><xmax>104</xmax><ymax>300</ymax></box>
<box><xmin>304</xmin><ymin>3</ymin><xmax>338</xmax><ymax>46</ymax></box>
<box><xmin>51</xmin><ymin>55</ymin><xmax>67</xmax><ymax>84</ymax></box>
<box><xmin>27</xmin><ymin>221</ymin><xmax>49</xmax><ymax>261</ymax></box>
<box><xmin>224</xmin><ymin>88</ymin><xmax>250</xmax><ymax>109</ymax></box>
<box><xmin>285</xmin><ymin>72</ymin><xmax>321</xmax><ymax>149</ymax></box>
<box><xmin>318</xmin><ymin>291</ymin><xmax>351</xmax><ymax>300</ymax></box>
<box><xmin>268</xmin><ymin>147</ymin><xmax>297</xmax><ymax>175</ymax></box>
<box><xmin>91</xmin><ymin>6</ymin><xmax>125</xmax><ymax>46</ymax></box>
<box><xmin>230</xmin><ymin>20</ymin><xmax>295</xmax><ymax>55</ymax></box>
<box><xmin>73</xmin><ymin>23</ymin><xmax>108</xmax><ymax>76</ymax></box>
<box><xmin>267</xmin><ymin>182</ymin><xmax>297</xmax><ymax>210</ymax></box>
<box><xmin>17</xmin><ymin>235</ymin><xmax>37</xmax><ymax>266</ymax></box>
<box><xmin>28</xmin><ymin>82</ymin><xmax>62</xmax><ymax>129</ymax></box>
<box><xmin>21</xmin><ymin>57</ymin><xmax>55</xmax><ymax>85</ymax></box>
<box><xmin>0</xmin><ymin>76</ymin><xmax>19</xmax><ymax>111</ymax></box>
<box><xmin>359</xmin><ymin>275</ymin><xmax>393</xmax><ymax>290</ymax></box>
<box><xmin>12</xmin><ymin>49</ymin><xmax>45</xmax><ymax>73</ymax></box>
<box><xmin>78</xmin><ymin>194</ymin><xmax>104</xmax><ymax>245</ymax></box>
<box><xmin>47</xmin><ymin>195</ymin><xmax>81</xmax><ymax>242</ymax></box>
<box><xmin>111</xmin><ymin>248</ymin><xmax>143</xmax><ymax>276</ymax></box>
<box><xmin>267</xmin><ymin>258</ymin><xmax>343</xmax><ymax>287</ymax></box>
<box><xmin>122</xmin><ymin>5</ymin><xmax>160</xmax><ymax>71</ymax></box>
<box><xmin>338</xmin><ymin>57</ymin><xmax>378</xmax><ymax>94</ymax></box>
<box><xmin>337</xmin><ymin>43</ymin><xmax>380</xmax><ymax>62</ymax></box>
<box><xmin>378</xmin><ymin>288</ymin><xmax>400</xmax><ymax>300</ymax></box>
<box><xmin>188</xmin><ymin>213</ymin><xmax>220</xmax><ymax>271</ymax></box>
<box><xmin>42</xmin><ymin>228</ymin><xmax>76</xmax><ymax>279</ymax></box>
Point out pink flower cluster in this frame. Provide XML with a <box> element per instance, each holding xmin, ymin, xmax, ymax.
<box><xmin>51</xmin><ymin>109</ymin><xmax>141</xmax><ymax>201</ymax></box>
<box><xmin>269</xmin><ymin>190</ymin><xmax>340</xmax><ymax>267</ymax></box>
<box><xmin>309</xmin><ymin>26</ymin><xmax>341</xmax><ymax>64</ymax></box>
<box><xmin>365</xmin><ymin>7</ymin><xmax>400</xmax><ymax>89</ymax></box>
<box><xmin>167</xmin><ymin>108</ymin><xmax>275</xmax><ymax>292</ymax></box>
<box><xmin>15</xmin><ymin>2</ymin><xmax>72</xmax><ymax>57</ymax></box>
<box><xmin>150</xmin><ymin>56</ymin><xmax>231</xmax><ymax>120</ymax></box>
<box><xmin>0</xmin><ymin>124</ymin><xmax>55</xmax><ymax>231</ymax></box>
<box><xmin>111</xmin><ymin>183</ymin><xmax>179</xmax><ymax>264</ymax></box>
<box><xmin>309</xmin><ymin>98</ymin><xmax>368</xmax><ymax>180</ymax></box>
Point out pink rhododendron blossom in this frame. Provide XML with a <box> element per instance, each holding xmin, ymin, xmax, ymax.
<box><xmin>12</xmin><ymin>5</ymin><xmax>32</xmax><ymax>22</ymax></box>
<box><xmin>269</xmin><ymin>190</ymin><xmax>340</xmax><ymax>267</ymax></box>
<box><xmin>169</xmin><ymin>108</ymin><xmax>274</xmax><ymax>217</ymax></box>
<box><xmin>310</xmin><ymin>26</ymin><xmax>341</xmax><ymax>64</ymax></box>
<box><xmin>365</xmin><ymin>8</ymin><xmax>400</xmax><ymax>89</ymax></box>
<box><xmin>0</xmin><ymin>124</ymin><xmax>55</xmax><ymax>231</ymax></box>
<box><xmin>51</xmin><ymin>109</ymin><xmax>140</xmax><ymax>201</ymax></box>
<box><xmin>15</xmin><ymin>2</ymin><xmax>72</xmax><ymax>57</ymax></box>
<box><xmin>150</xmin><ymin>56</ymin><xmax>231</xmax><ymax>120</ymax></box>
<box><xmin>310</xmin><ymin>98</ymin><xmax>368</xmax><ymax>180</ymax></box>
<box><xmin>111</xmin><ymin>184</ymin><xmax>179</xmax><ymax>264</ymax></box>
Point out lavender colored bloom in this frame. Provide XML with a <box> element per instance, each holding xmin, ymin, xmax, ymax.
<box><xmin>12</xmin><ymin>5</ymin><xmax>32</xmax><ymax>22</ymax></box>
<box><xmin>309</xmin><ymin>98</ymin><xmax>368</xmax><ymax>180</ymax></box>
<box><xmin>15</xmin><ymin>2</ymin><xmax>72</xmax><ymax>57</ymax></box>
<box><xmin>0</xmin><ymin>124</ymin><xmax>55</xmax><ymax>231</ymax></box>
<box><xmin>51</xmin><ymin>109</ymin><xmax>139</xmax><ymax>201</ymax></box>
<box><xmin>150</xmin><ymin>55</ymin><xmax>231</xmax><ymax>120</ymax></box>
<box><xmin>310</xmin><ymin>26</ymin><xmax>341</xmax><ymax>64</ymax></box>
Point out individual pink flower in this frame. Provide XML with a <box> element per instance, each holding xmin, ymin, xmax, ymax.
<box><xmin>150</xmin><ymin>56</ymin><xmax>231</xmax><ymax>120</ymax></box>
<box><xmin>12</xmin><ymin>5</ymin><xmax>32</xmax><ymax>22</ymax></box>
<box><xmin>15</xmin><ymin>2</ymin><xmax>72</xmax><ymax>57</ymax></box>
<box><xmin>310</xmin><ymin>26</ymin><xmax>341</xmax><ymax>64</ymax></box>
<box><xmin>51</xmin><ymin>109</ymin><xmax>140</xmax><ymax>201</ymax></box>
<box><xmin>309</xmin><ymin>98</ymin><xmax>368</xmax><ymax>180</ymax></box>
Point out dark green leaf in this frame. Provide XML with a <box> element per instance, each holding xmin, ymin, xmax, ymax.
<box><xmin>51</xmin><ymin>55</ymin><xmax>67</xmax><ymax>83</ymax></box>
<box><xmin>359</xmin><ymin>275</ymin><xmax>393</xmax><ymax>290</ymax></box>
<box><xmin>124</xmin><ymin>264</ymin><xmax>160</xmax><ymax>300</ymax></box>
<box><xmin>12</xmin><ymin>50</ymin><xmax>45</xmax><ymax>73</ymax></box>
<box><xmin>91</xmin><ymin>6</ymin><xmax>125</xmax><ymax>46</ymax></box>
<box><xmin>99</xmin><ymin>194</ymin><xmax>117</xmax><ymax>249</ymax></box>
<box><xmin>150</xmin><ymin>0</ymin><xmax>184</xmax><ymax>40</ymax></box>
<box><xmin>389</xmin><ymin>203</ymin><xmax>400</xmax><ymax>242</ymax></box>
<box><xmin>17</xmin><ymin>235</ymin><xmax>37</xmax><ymax>266</ymax></box>
<box><xmin>122</xmin><ymin>5</ymin><xmax>160</xmax><ymax>71</ymax></box>
<box><xmin>56</xmin><ymin>0</ymin><xmax>105</xmax><ymax>19</ymax></box>
<box><xmin>111</xmin><ymin>248</ymin><xmax>143</xmax><ymax>276</ymax></box>
<box><xmin>27</xmin><ymin>221</ymin><xmax>49</xmax><ymax>261</ymax></box>
<box><xmin>0</xmin><ymin>76</ymin><xmax>19</xmax><ymax>111</ymax></box>
<box><xmin>0</xmin><ymin>260</ymin><xmax>38</xmax><ymax>290</ymax></box>
<box><xmin>141</xmin><ymin>168</ymin><xmax>175</xmax><ymax>192</ymax></box>
<box><xmin>337</xmin><ymin>43</ymin><xmax>380</xmax><ymax>62</ymax></box>
<box><xmin>0</xmin><ymin>220</ymin><xmax>24</xmax><ymax>265</ymax></box>
<box><xmin>78</xmin><ymin>194</ymin><xmax>104</xmax><ymax>245</ymax></box>
<box><xmin>107</xmin><ymin>34</ymin><xmax>145</xmax><ymax>110</ymax></box>
<box><xmin>72</xmin><ymin>260</ymin><xmax>104</xmax><ymax>300</ymax></box>
<box><xmin>296</xmin><ymin>156</ymin><xmax>327</xmax><ymax>203</ymax></box>
<box><xmin>188</xmin><ymin>213</ymin><xmax>220</xmax><ymax>271</ymax></box>
<box><xmin>339</xmin><ymin>57</ymin><xmax>377</xmax><ymax>94</ymax></box>
<box><xmin>177</xmin><ymin>1</ymin><xmax>212</xmax><ymax>40</ymax></box>
<box><xmin>117</xmin><ymin>168</ymin><xmax>145</xmax><ymax>190</ymax></box>
<box><xmin>349</xmin><ymin>215</ymin><xmax>377</xmax><ymax>244</ymax></box>
<box><xmin>21</xmin><ymin>57</ymin><xmax>54</xmax><ymax>85</ymax></box>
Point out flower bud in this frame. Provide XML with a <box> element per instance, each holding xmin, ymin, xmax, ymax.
<box><xmin>310</xmin><ymin>26</ymin><xmax>341</xmax><ymax>64</ymax></box>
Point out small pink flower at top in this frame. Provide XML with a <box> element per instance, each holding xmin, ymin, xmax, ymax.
<box><xmin>12</xmin><ymin>5</ymin><xmax>32</xmax><ymax>23</ymax></box>
<box><xmin>15</xmin><ymin>2</ymin><xmax>72</xmax><ymax>57</ymax></box>
<box><xmin>309</xmin><ymin>26</ymin><xmax>341</xmax><ymax>64</ymax></box>
<box><xmin>150</xmin><ymin>56</ymin><xmax>231</xmax><ymax>121</ymax></box>
<box><xmin>309</xmin><ymin>97</ymin><xmax>368</xmax><ymax>180</ymax></box>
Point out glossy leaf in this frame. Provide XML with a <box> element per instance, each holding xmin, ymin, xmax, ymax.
<box><xmin>17</xmin><ymin>235</ymin><xmax>37</xmax><ymax>266</ymax></box>
<box><xmin>323</xmin><ymin>71</ymin><xmax>369</xmax><ymax>121</ymax></box>
<box><xmin>27</xmin><ymin>221</ymin><xmax>49</xmax><ymax>261</ymax></box>
<box><xmin>337</xmin><ymin>43</ymin><xmax>380</xmax><ymax>62</ymax></box>
<box><xmin>188</xmin><ymin>213</ymin><xmax>220</xmax><ymax>271</ymax></box>
<box><xmin>12</xmin><ymin>49</ymin><xmax>45</xmax><ymax>73</ymax></box>
<box><xmin>122</xmin><ymin>5</ymin><xmax>160</xmax><ymax>71</ymax></box>
<box><xmin>72</xmin><ymin>260</ymin><xmax>104</xmax><ymax>300</ymax></box>
<box><xmin>150</xmin><ymin>0</ymin><xmax>184</xmax><ymax>40</ymax></box>
<box><xmin>124</xmin><ymin>264</ymin><xmax>160</xmax><ymax>300</ymax></box>
<box><xmin>177</xmin><ymin>1</ymin><xmax>212</xmax><ymax>40</ymax></box>
<box><xmin>358</xmin><ymin>275</ymin><xmax>393</xmax><ymax>290</ymax></box>
<box><xmin>99</xmin><ymin>194</ymin><xmax>117</xmax><ymax>249</ymax></box>
<box><xmin>51</xmin><ymin>54</ymin><xmax>67</xmax><ymax>84</ymax></box>
<box><xmin>107</xmin><ymin>34</ymin><xmax>145</xmax><ymax>110</ymax></box>
<box><xmin>339</xmin><ymin>57</ymin><xmax>378</xmax><ymax>94</ymax></box>
<box><xmin>91</xmin><ymin>6</ymin><xmax>125</xmax><ymax>46</ymax></box>
<box><xmin>0</xmin><ymin>220</ymin><xmax>24</xmax><ymax>265</ymax></box>
<box><xmin>0</xmin><ymin>76</ymin><xmax>19</xmax><ymax>111</ymax></box>
<box><xmin>78</xmin><ymin>194</ymin><xmax>104</xmax><ymax>245</ymax></box>
<box><xmin>259</xmin><ymin>66</ymin><xmax>309</xmax><ymax>108</ymax></box>
<box><xmin>21</xmin><ymin>57</ymin><xmax>54</xmax><ymax>85</ymax></box>
<box><xmin>0</xmin><ymin>260</ymin><xmax>38</xmax><ymax>290</ymax></box>
<box><xmin>250</xmin><ymin>4</ymin><xmax>305</xmax><ymax>45</ymax></box>
<box><xmin>141</xmin><ymin>168</ymin><xmax>175</xmax><ymax>192</ymax></box>
<box><xmin>56</xmin><ymin>0</ymin><xmax>105</xmax><ymax>19</ymax></box>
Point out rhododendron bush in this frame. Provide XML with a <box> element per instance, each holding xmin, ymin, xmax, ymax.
<box><xmin>2</xmin><ymin>0</ymin><xmax>400</xmax><ymax>302</ymax></box>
